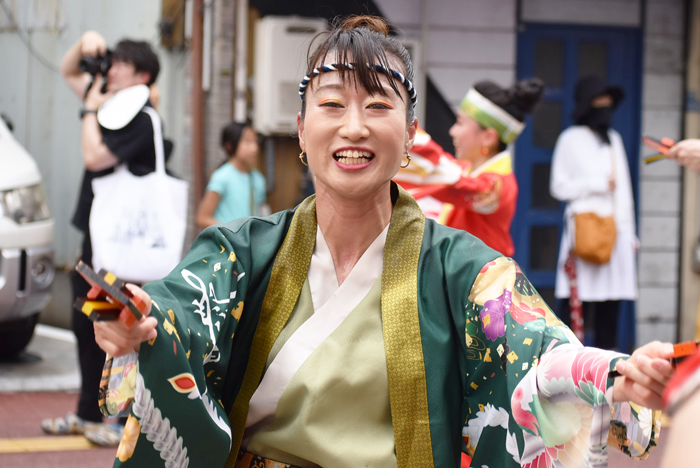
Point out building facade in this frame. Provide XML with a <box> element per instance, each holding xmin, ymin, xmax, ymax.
<box><xmin>1</xmin><ymin>0</ymin><xmax>696</xmax><ymax>346</ymax></box>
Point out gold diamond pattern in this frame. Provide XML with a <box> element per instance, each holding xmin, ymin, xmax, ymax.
<box><xmin>381</xmin><ymin>186</ymin><xmax>433</xmax><ymax>467</ymax></box>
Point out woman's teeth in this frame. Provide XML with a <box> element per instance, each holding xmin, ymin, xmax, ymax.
<box><xmin>334</xmin><ymin>149</ymin><xmax>374</xmax><ymax>165</ymax></box>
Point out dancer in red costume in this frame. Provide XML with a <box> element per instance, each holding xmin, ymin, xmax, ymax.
<box><xmin>394</xmin><ymin>79</ymin><xmax>543</xmax><ymax>256</ymax></box>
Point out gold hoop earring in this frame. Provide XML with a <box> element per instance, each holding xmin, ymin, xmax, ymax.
<box><xmin>480</xmin><ymin>146</ymin><xmax>490</xmax><ymax>156</ymax></box>
<box><xmin>299</xmin><ymin>151</ymin><xmax>309</xmax><ymax>167</ymax></box>
<box><xmin>400</xmin><ymin>151</ymin><xmax>411</xmax><ymax>168</ymax></box>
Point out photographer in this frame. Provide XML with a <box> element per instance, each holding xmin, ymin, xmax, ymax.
<box><xmin>41</xmin><ymin>30</ymin><xmax>172</xmax><ymax>447</ymax></box>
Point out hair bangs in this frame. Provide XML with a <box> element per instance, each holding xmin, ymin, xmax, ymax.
<box><xmin>300</xmin><ymin>16</ymin><xmax>416</xmax><ymax>122</ymax></box>
<box><xmin>307</xmin><ymin>28</ymin><xmax>404</xmax><ymax>101</ymax></box>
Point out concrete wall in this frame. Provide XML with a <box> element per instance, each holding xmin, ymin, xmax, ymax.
<box><xmin>636</xmin><ymin>0</ymin><xmax>686</xmax><ymax>344</ymax></box>
<box><xmin>522</xmin><ymin>0</ymin><xmax>641</xmax><ymax>26</ymax></box>
<box><xmin>375</xmin><ymin>0</ymin><xmax>516</xmax><ymax>115</ymax></box>
<box><xmin>0</xmin><ymin>0</ymin><xmax>189</xmax><ymax>267</ymax></box>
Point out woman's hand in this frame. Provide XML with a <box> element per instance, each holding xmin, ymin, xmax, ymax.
<box><xmin>612</xmin><ymin>341</ymin><xmax>674</xmax><ymax>409</ymax></box>
<box><xmin>668</xmin><ymin>139</ymin><xmax>700</xmax><ymax>172</ymax></box>
<box><xmin>93</xmin><ymin>284</ymin><xmax>158</xmax><ymax>357</ymax></box>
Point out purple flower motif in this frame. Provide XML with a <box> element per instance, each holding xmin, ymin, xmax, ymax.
<box><xmin>480</xmin><ymin>290</ymin><xmax>511</xmax><ymax>341</ymax></box>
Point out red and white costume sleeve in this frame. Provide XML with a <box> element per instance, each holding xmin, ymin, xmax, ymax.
<box><xmin>663</xmin><ymin>349</ymin><xmax>700</xmax><ymax>416</ymax></box>
<box><xmin>394</xmin><ymin>127</ymin><xmax>518</xmax><ymax>256</ymax></box>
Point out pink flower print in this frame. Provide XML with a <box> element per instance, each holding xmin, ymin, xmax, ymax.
<box><xmin>571</xmin><ymin>349</ymin><xmax>611</xmax><ymax>392</ymax></box>
<box><xmin>511</xmin><ymin>387</ymin><xmax>539</xmax><ymax>436</ymax></box>
<box><xmin>522</xmin><ymin>446</ymin><xmax>557</xmax><ymax>468</ymax></box>
<box><xmin>479</xmin><ymin>260</ymin><xmax>497</xmax><ymax>274</ymax></box>
<box><xmin>480</xmin><ymin>290</ymin><xmax>510</xmax><ymax>341</ymax></box>
<box><xmin>510</xmin><ymin>301</ymin><xmax>546</xmax><ymax>325</ymax></box>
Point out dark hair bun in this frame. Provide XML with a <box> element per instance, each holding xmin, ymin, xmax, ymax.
<box><xmin>474</xmin><ymin>78</ymin><xmax>544</xmax><ymax>122</ymax></box>
<box><xmin>338</xmin><ymin>15</ymin><xmax>389</xmax><ymax>37</ymax></box>
<box><xmin>508</xmin><ymin>78</ymin><xmax>544</xmax><ymax>115</ymax></box>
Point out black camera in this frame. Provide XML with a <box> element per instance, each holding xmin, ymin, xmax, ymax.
<box><xmin>79</xmin><ymin>49</ymin><xmax>112</xmax><ymax>77</ymax></box>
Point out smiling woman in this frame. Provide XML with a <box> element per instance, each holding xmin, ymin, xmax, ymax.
<box><xmin>394</xmin><ymin>79</ymin><xmax>544</xmax><ymax>257</ymax></box>
<box><xmin>92</xmin><ymin>15</ymin><xmax>673</xmax><ymax>468</ymax></box>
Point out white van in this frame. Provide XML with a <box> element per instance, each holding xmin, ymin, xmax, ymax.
<box><xmin>0</xmin><ymin>115</ymin><xmax>55</xmax><ymax>357</ymax></box>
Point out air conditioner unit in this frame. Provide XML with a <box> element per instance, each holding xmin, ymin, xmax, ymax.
<box><xmin>253</xmin><ymin>16</ymin><xmax>327</xmax><ymax>136</ymax></box>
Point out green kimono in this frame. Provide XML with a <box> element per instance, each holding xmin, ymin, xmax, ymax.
<box><xmin>102</xmin><ymin>185</ymin><xmax>658</xmax><ymax>468</ymax></box>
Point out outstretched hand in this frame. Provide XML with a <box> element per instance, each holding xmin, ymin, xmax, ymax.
<box><xmin>667</xmin><ymin>139</ymin><xmax>700</xmax><ymax>172</ymax></box>
<box><xmin>93</xmin><ymin>284</ymin><xmax>158</xmax><ymax>358</ymax></box>
<box><xmin>612</xmin><ymin>341</ymin><xmax>674</xmax><ymax>410</ymax></box>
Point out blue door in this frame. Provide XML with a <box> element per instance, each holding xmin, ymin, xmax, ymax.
<box><xmin>513</xmin><ymin>24</ymin><xmax>642</xmax><ymax>351</ymax></box>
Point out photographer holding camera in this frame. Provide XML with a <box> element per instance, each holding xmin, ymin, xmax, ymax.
<box><xmin>41</xmin><ymin>30</ymin><xmax>172</xmax><ymax>447</ymax></box>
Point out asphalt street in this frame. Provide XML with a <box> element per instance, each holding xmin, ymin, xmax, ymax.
<box><xmin>0</xmin><ymin>325</ymin><xmax>116</xmax><ymax>467</ymax></box>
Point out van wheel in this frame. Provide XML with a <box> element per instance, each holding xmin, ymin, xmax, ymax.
<box><xmin>0</xmin><ymin>313</ymin><xmax>39</xmax><ymax>358</ymax></box>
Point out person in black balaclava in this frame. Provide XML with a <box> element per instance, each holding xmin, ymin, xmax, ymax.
<box><xmin>549</xmin><ymin>75</ymin><xmax>637</xmax><ymax>351</ymax></box>
<box><xmin>572</xmin><ymin>75</ymin><xmax>624</xmax><ymax>145</ymax></box>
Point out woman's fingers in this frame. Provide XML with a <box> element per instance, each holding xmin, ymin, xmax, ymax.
<box><xmin>651</xmin><ymin>356</ymin><xmax>675</xmax><ymax>379</ymax></box>
<box><xmin>637</xmin><ymin>341</ymin><xmax>674</xmax><ymax>360</ymax></box>
<box><xmin>137</xmin><ymin>316</ymin><xmax>159</xmax><ymax>341</ymax></box>
<box><xmin>668</xmin><ymin>139</ymin><xmax>700</xmax><ymax>171</ymax></box>
<box><xmin>613</xmin><ymin>341</ymin><xmax>675</xmax><ymax>409</ymax></box>
<box><xmin>94</xmin><ymin>322</ymin><xmax>132</xmax><ymax>357</ymax></box>
<box><xmin>629</xmin><ymin>381</ymin><xmax>663</xmax><ymax>409</ymax></box>
<box><xmin>93</xmin><ymin>315</ymin><xmax>158</xmax><ymax>357</ymax></box>
<box><xmin>637</xmin><ymin>355</ymin><xmax>672</xmax><ymax>387</ymax></box>
<box><xmin>125</xmin><ymin>284</ymin><xmax>152</xmax><ymax>317</ymax></box>
<box><xmin>617</xmin><ymin>357</ymin><xmax>665</xmax><ymax>397</ymax></box>
<box><xmin>615</xmin><ymin>373</ymin><xmax>663</xmax><ymax>410</ymax></box>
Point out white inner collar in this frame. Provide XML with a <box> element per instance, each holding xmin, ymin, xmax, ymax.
<box><xmin>308</xmin><ymin>223</ymin><xmax>389</xmax><ymax>312</ymax></box>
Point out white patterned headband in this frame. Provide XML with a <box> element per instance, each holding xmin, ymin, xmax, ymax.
<box><xmin>298</xmin><ymin>62</ymin><xmax>417</xmax><ymax>107</ymax></box>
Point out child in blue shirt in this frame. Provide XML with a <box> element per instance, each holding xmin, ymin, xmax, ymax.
<box><xmin>196</xmin><ymin>122</ymin><xmax>267</xmax><ymax>228</ymax></box>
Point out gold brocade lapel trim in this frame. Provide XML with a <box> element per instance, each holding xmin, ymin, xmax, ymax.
<box><xmin>225</xmin><ymin>196</ymin><xmax>317</xmax><ymax>468</ymax></box>
<box><xmin>382</xmin><ymin>185</ymin><xmax>433</xmax><ymax>467</ymax></box>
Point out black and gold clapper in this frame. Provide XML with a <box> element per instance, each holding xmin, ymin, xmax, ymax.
<box><xmin>73</xmin><ymin>261</ymin><xmax>147</xmax><ymax>328</ymax></box>
<box><xmin>641</xmin><ymin>135</ymin><xmax>675</xmax><ymax>164</ymax></box>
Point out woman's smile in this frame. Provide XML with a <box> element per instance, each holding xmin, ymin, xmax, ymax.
<box><xmin>333</xmin><ymin>147</ymin><xmax>375</xmax><ymax>170</ymax></box>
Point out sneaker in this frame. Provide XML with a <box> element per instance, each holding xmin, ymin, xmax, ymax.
<box><xmin>41</xmin><ymin>413</ymin><xmax>97</xmax><ymax>435</ymax></box>
<box><xmin>84</xmin><ymin>422</ymin><xmax>124</xmax><ymax>447</ymax></box>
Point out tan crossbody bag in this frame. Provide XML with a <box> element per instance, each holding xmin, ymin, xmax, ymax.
<box><xmin>573</xmin><ymin>147</ymin><xmax>617</xmax><ymax>264</ymax></box>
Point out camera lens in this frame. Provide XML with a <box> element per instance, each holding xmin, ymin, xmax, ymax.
<box><xmin>79</xmin><ymin>56</ymin><xmax>99</xmax><ymax>76</ymax></box>
<box><xmin>100</xmin><ymin>50</ymin><xmax>112</xmax><ymax>76</ymax></box>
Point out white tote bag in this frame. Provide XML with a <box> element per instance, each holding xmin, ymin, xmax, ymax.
<box><xmin>90</xmin><ymin>106</ymin><xmax>188</xmax><ymax>283</ymax></box>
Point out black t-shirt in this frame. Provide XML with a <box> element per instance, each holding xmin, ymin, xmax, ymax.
<box><xmin>72</xmin><ymin>103</ymin><xmax>174</xmax><ymax>233</ymax></box>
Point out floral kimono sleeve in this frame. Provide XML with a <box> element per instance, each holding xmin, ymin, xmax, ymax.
<box><xmin>98</xmin><ymin>225</ymin><xmax>249</xmax><ymax>467</ymax></box>
<box><xmin>462</xmin><ymin>257</ymin><xmax>660</xmax><ymax>468</ymax></box>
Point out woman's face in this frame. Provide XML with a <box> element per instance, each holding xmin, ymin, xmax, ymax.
<box><xmin>449</xmin><ymin>110</ymin><xmax>497</xmax><ymax>163</ymax></box>
<box><xmin>591</xmin><ymin>94</ymin><xmax>613</xmax><ymax>108</ymax></box>
<box><xmin>297</xmin><ymin>65</ymin><xmax>416</xmax><ymax>201</ymax></box>
<box><xmin>234</xmin><ymin>126</ymin><xmax>259</xmax><ymax>169</ymax></box>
